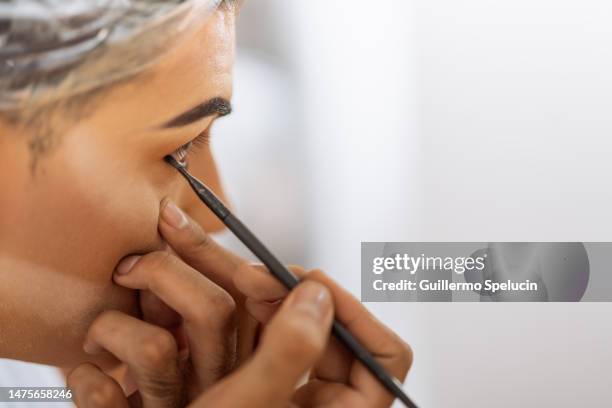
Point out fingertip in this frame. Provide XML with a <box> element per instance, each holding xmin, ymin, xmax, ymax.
<box><xmin>111</xmin><ymin>264</ymin><xmax>142</xmax><ymax>289</ymax></box>
<box><xmin>158</xmin><ymin>205</ymin><xmax>213</xmax><ymax>256</ymax></box>
<box><xmin>160</xmin><ymin>199</ymin><xmax>189</xmax><ymax>229</ymax></box>
<box><xmin>158</xmin><ymin>199</ymin><xmax>203</xmax><ymax>240</ymax></box>
<box><xmin>287</xmin><ymin>264</ymin><xmax>309</xmax><ymax>278</ymax></box>
<box><xmin>115</xmin><ymin>255</ymin><xmax>141</xmax><ymax>276</ymax></box>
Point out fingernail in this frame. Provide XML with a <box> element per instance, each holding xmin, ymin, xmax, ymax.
<box><xmin>290</xmin><ymin>281</ymin><xmax>331</xmax><ymax>323</ymax></box>
<box><xmin>116</xmin><ymin>255</ymin><xmax>140</xmax><ymax>275</ymax></box>
<box><xmin>162</xmin><ymin>200</ymin><xmax>189</xmax><ymax>229</ymax></box>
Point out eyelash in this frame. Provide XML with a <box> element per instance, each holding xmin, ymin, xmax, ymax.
<box><xmin>171</xmin><ymin>130</ymin><xmax>210</xmax><ymax>168</ymax></box>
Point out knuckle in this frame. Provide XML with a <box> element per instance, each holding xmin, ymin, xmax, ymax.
<box><xmin>399</xmin><ymin>340</ymin><xmax>414</xmax><ymax>371</ymax></box>
<box><xmin>190</xmin><ymin>229</ymin><xmax>215</xmax><ymax>257</ymax></box>
<box><xmin>388</xmin><ymin>337</ymin><xmax>414</xmax><ymax>378</ymax></box>
<box><xmin>277</xmin><ymin>320</ymin><xmax>323</xmax><ymax>360</ymax></box>
<box><xmin>136</xmin><ymin>330</ymin><xmax>178</xmax><ymax>372</ymax></box>
<box><xmin>191</xmin><ymin>288</ymin><xmax>236</xmax><ymax>327</ymax></box>
<box><xmin>214</xmin><ymin>290</ymin><xmax>237</xmax><ymax>319</ymax></box>
<box><xmin>66</xmin><ymin>363</ymin><xmax>93</xmax><ymax>390</ymax></box>
<box><xmin>67</xmin><ymin>364</ymin><xmax>124</xmax><ymax>408</ymax></box>
<box><xmin>87</xmin><ymin>310</ymin><xmax>121</xmax><ymax>339</ymax></box>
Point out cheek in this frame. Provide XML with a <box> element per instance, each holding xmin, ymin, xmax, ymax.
<box><xmin>0</xmin><ymin>255</ymin><xmax>138</xmax><ymax>367</ymax></box>
<box><xmin>32</xmin><ymin>135</ymin><xmax>163</xmax><ymax>278</ymax></box>
<box><xmin>0</xmin><ymin>129</ymin><xmax>169</xmax><ymax>365</ymax></box>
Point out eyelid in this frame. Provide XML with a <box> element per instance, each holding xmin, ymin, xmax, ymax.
<box><xmin>190</xmin><ymin>128</ymin><xmax>211</xmax><ymax>150</ymax></box>
<box><xmin>170</xmin><ymin>128</ymin><xmax>211</xmax><ymax>167</ymax></box>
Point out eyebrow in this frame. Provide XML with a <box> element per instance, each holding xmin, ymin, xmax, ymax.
<box><xmin>161</xmin><ymin>97</ymin><xmax>232</xmax><ymax>128</ymax></box>
<box><xmin>220</xmin><ymin>0</ymin><xmax>240</xmax><ymax>10</ymax></box>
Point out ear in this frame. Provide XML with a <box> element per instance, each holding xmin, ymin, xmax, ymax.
<box><xmin>177</xmin><ymin>145</ymin><xmax>230</xmax><ymax>234</ymax></box>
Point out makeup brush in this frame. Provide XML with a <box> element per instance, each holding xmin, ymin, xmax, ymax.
<box><xmin>164</xmin><ymin>155</ymin><xmax>418</xmax><ymax>408</ymax></box>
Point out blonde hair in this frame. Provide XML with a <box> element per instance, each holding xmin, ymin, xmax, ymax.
<box><xmin>0</xmin><ymin>0</ymin><xmax>223</xmax><ymax>113</ymax></box>
<box><xmin>0</xmin><ymin>0</ymin><xmax>228</xmax><ymax>170</ymax></box>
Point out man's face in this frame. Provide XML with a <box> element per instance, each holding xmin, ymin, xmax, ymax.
<box><xmin>0</xmin><ymin>6</ymin><xmax>236</xmax><ymax>368</ymax></box>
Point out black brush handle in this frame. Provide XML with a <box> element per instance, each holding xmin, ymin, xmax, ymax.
<box><xmin>165</xmin><ymin>155</ymin><xmax>418</xmax><ymax>408</ymax></box>
<box><xmin>224</xmin><ymin>214</ymin><xmax>417</xmax><ymax>408</ymax></box>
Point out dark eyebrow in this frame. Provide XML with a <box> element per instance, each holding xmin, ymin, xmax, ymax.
<box><xmin>161</xmin><ymin>97</ymin><xmax>232</xmax><ymax>128</ymax></box>
<box><xmin>220</xmin><ymin>0</ymin><xmax>237</xmax><ymax>9</ymax></box>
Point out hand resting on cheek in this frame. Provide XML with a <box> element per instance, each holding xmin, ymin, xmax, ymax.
<box><xmin>67</xmin><ymin>200</ymin><xmax>412</xmax><ymax>408</ymax></box>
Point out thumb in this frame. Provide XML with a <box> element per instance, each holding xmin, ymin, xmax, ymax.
<box><xmin>194</xmin><ymin>281</ymin><xmax>334</xmax><ymax>407</ymax></box>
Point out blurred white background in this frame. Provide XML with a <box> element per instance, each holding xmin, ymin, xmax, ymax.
<box><xmin>213</xmin><ymin>1</ymin><xmax>612</xmax><ymax>407</ymax></box>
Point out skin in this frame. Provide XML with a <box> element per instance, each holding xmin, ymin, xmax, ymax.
<box><xmin>68</xmin><ymin>207</ymin><xmax>413</xmax><ymax>407</ymax></box>
<box><xmin>0</xmin><ymin>2</ymin><xmax>413</xmax><ymax>406</ymax></box>
<box><xmin>0</xmin><ymin>6</ymin><xmax>235</xmax><ymax>368</ymax></box>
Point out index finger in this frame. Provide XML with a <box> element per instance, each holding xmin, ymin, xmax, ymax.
<box><xmin>159</xmin><ymin>199</ymin><xmax>245</xmax><ymax>298</ymax></box>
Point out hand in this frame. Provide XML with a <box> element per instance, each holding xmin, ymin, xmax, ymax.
<box><xmin>67</xmin><ymin>199</ymin><xmax>262</xmax><ymax>407</ymax></box>
<box><xmin>67</xmin><ymin>199</ymin><xmax>412</xmax><ymax>407</ymax></box>
<box><xmin>232</xmin><ymin>265</ymin><xmax>414</xmax><ymax>407</ymax></box>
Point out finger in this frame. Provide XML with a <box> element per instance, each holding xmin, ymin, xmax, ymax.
<box><xmin>139</xmin><ymin>290</ymin><xmax>189</xmax><ymax>356</ymax></box>
<box><xmin>233</xmin><ymin>263</ymin><xmax>306</xmax><ymax>303</ymax></box>
<box><xmin>236</xmin><ymin>265</ymin><xmax>413</xmax><ymax>395</ymax></box>
<box><xmin>244</xmin><ymin>297</ymin><xmax>282</xmax><ymax>323</ymax></box>
<box><xmin>292</xmin><ymin>379</ymin><xmax>366</xmax><ymax>407</ymax></box>
<box><xmin>113</xmin><ymin>251</ymin><xmax>238</xmax><ymax>387</ymax></box>
<box><xmin>158</xmin><ymin>199</ymin><xmax>262</xmax><ymax>365</ymax></box>
<box><xmin>158</xmin><ymin>199</ymin><xmax>245</xmax><ymax>298</ymax></box>
<box><xmin>192</xmin><ymin>281</ymin><xmax>334</xmax><ymax>408</ymax></box>
<box><xmin>234</xmin><ymin>265</ymin><xmax>352</xmax><ymax>381</ymax></box>
<box><xmin>140</xmin><ymin>241</ymin><xmax>182</xmax><ymax>328</ymax></box>
<box><xmin>237</xmin><ymin>264</ymin><xmax>303</xmax><ymax>324</ymax></box>
<box><xmin>83</xmin><ymin>311</ymin><xmax>184</xmax><ymax>408</ymax></box>
<box><xmin>67</xmin><ymin>363</ymin><xmax>130</xmax><ymax>408</ymax></box>
<box><xmin>306</xmin><ymin>269</ymin><xmax>413</xmax><ymax>406</ymax></box>
<box><xmin>139</xmin><ymin>289</ymin><xmax>182</xmax><ymax>328</ymax></box>
<box><xmin>309</xmin><ymin>333</ymin><xmax>354</xmax><ymax>383</ymax></box>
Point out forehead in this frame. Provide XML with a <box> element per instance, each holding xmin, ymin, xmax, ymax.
<box><xmin>89</xmin><ymin>8</ymin><xmax>236</xmax><ymax>135</ymax></box>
